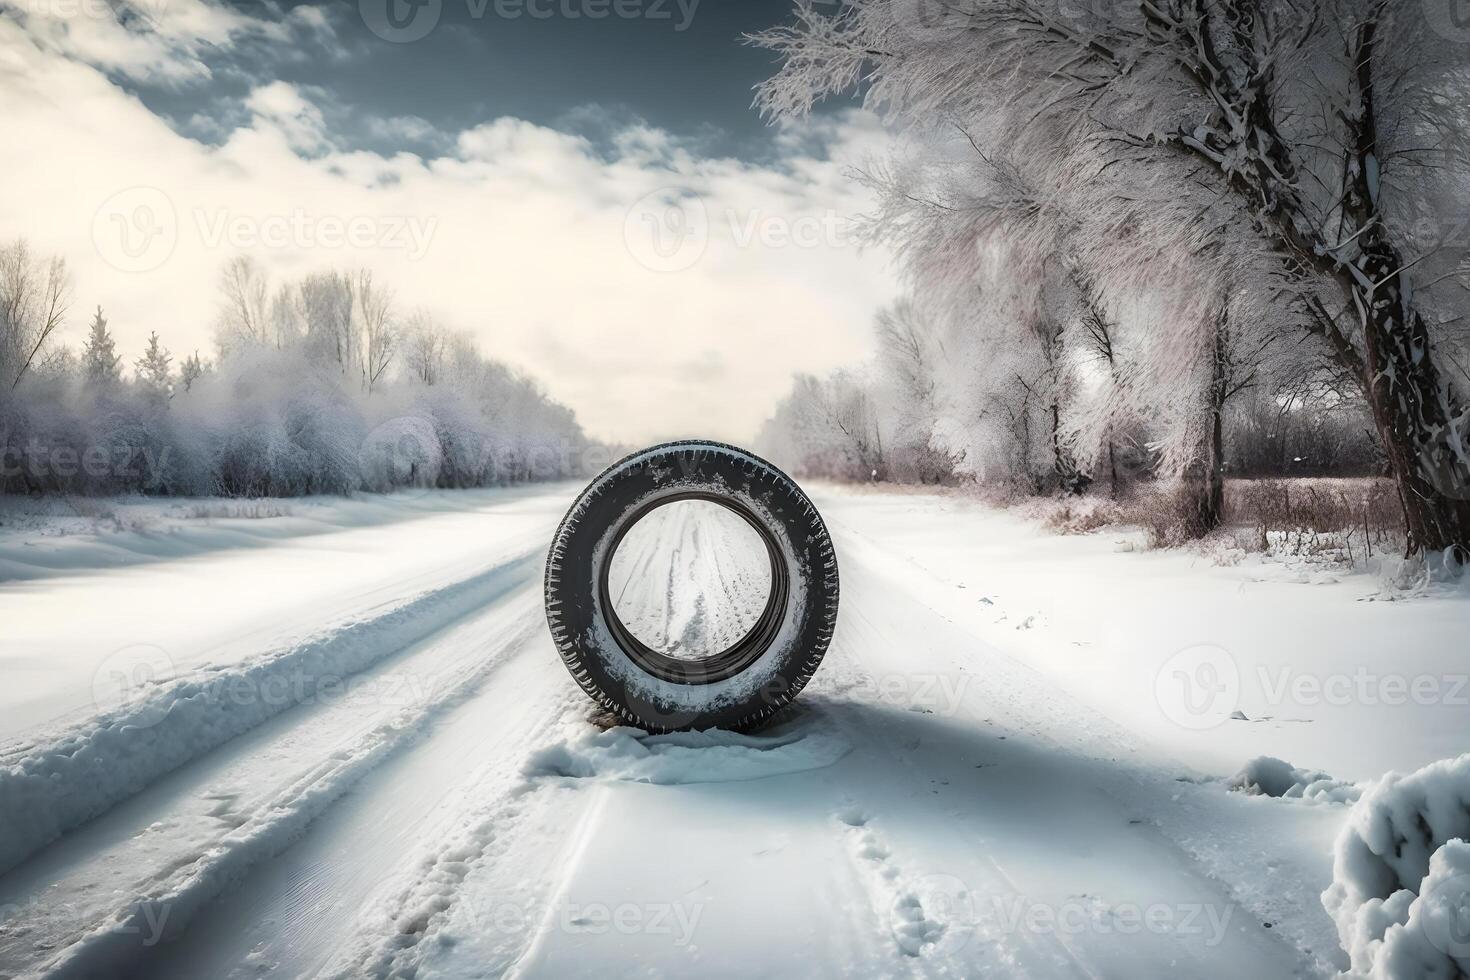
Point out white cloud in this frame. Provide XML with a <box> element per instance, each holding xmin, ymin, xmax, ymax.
<box><xmin>245</xmin><ymin>81</ymin><xmax>331</xmax><ymax>154</ymax></box>
<box><xmin>366</xmin><ymin>113</ymin><xmax>442</xmax><ymax>146</ymax></box>
<box><xmin>0</xmin><ymin>20</ymin><xmax>900</xmax><ymax>446</ymax></box>
<box><xmin>0</xmin><ymin>0</ymin><xmax>278</xmax><ymax>83</ymax></box>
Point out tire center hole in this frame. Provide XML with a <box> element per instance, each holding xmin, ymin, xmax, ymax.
<box><xmin>606</xmin><ymin>499</ymin><xmax>775</xmax><ymax>662</ymax></box>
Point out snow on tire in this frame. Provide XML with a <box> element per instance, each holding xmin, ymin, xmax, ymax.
<box><xmin>544</xmin><ymin>440</ymin><xmax>838</xmax><ymax>732</ymax></box>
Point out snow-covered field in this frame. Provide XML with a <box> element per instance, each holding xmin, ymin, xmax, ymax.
<box><xmin>1</xmin><ymin>484</ymin><xmax>1466</xmax><ymax>978</ymax></box>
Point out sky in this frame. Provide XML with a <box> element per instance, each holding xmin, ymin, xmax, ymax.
<box><xmin>0</xmin><ymin>0</ymin><xmax>899</xmax><ymax>446</ymax></box>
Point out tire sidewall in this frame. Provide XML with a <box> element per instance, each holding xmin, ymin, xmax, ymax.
<box><xmin>545</xmin><ymin>441</ymin><xmax>838</xmax><ymax>731</ymax></box>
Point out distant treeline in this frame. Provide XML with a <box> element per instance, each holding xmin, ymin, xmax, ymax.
<box><xmin>0</xmin><ymin>244</ymin><xmax>592</xmax><ymax>497</ymax></box>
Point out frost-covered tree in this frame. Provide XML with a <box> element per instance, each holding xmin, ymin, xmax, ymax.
<box><xmin>759</xmin><ymin>371</ymin><xmax>888</xmax><ymax>481</ymax></box>
<box><xmin>0</xmin><ymin>239</ymin><xmax>70</xmax><ymax>388</ymax></box>
<box><xmin>402</xmin><ymin>311</ymin><xmax>448</xmax><ymax>387</ymax></box>
<box><xmin>353</xmin><ymin>270</ymin><xmax>395</xmax><ymax>393</ymax></box>
<box><xmin>135</xmin><ymin>331</ymin><xmax>173</xmax><ymax>403</ymax></box>
<box><xmin>216</xmin><ymin>256</ymin><xmax>271</xmax><ymax>352</ymax></box>
<box><xmin>82</xmin><ymin>307</ymin><xmax>121</xmax><ymax>387</ymax></box>
<box><xmin>753</xmin><ymin>0</ymin><xmax>1470</xmax><ymax>555</ymax></box>
<box><xmin>873</xmin><ymin>300</ymin><xmax>959</xmax><ymax>482</ymax></box>
<box><xmin>1</xmin><ymin>256</ymin><xmax>592</xmax><ymax>498</ymax></box>
<box><xmin>178</xmin><ymin>351</ymin><xmax>209</xmax><ymax>393</ymax></box>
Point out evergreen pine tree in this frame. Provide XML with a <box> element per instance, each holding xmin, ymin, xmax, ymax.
<box><xmin>82</xmin><ymin>306</ymin><xmax>121</xmax><ymax>386</ymax></box>
<box><xmin>135</xmin><ymin>331</ymin><xmax>173</xmax><ymax>402</ymax></box>
<box><xmin>179</xmin><ymin>350</ymin><xmax>208</xmax><ymax>392</ymax></box>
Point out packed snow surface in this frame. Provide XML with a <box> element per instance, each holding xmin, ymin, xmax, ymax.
<box><xmin>604</xmin><ymin>498</ymin><xmax>771</xmax><ymax>658</ymax></box>
<box><xmin>0</xmin><ymin>483</ymin><xmax>1466</xmax><ymax>978</ymax></box>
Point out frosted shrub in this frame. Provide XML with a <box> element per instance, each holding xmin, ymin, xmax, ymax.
<box><xmin>0</xmin><ymin>287</ymin><xmax>588</xmax><ymax>498</ymax></box>
<box><xmin>358</xmin><ymin>416</ymin><xmax>442</xmax><ymax>493</ymax></box>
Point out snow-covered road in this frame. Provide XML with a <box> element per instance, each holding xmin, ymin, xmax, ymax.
<box><xmin>5</xmin><ymin>483</ymin><xmax>1459</xmax><ymax>978</ymax></box>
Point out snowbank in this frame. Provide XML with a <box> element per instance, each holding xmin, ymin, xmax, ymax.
<box><xmin>1322</xmin><ymin>753</ymin><xmax>1470</xmax><ymax>978</ymax></box>
<box><xmin>1229</xmin><ymin>756</ymin><xmax>1362</xmax><ymax>804</ymax></box>
<box><xmin>29</xmin><ymin>610</ymin><xmax>542</xmax><ymax>980</ymax></box>
<box><xmin>0</xmin><ymin>554</ymin><xmax>533</xmax><ymax>876</ymax></box>
<box><xmin>0</xmin><ymin>485</ymin><xmax>551</xmax><ymax>582</ymax></box>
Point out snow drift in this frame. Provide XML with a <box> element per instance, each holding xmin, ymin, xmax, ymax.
<box><xmin>1322</xmin><ymin>753</ymin><xmax>1470</xmax><ymax>978</ymax></box>
<box><xmin>1229</xmin><ymin>756</ymin><xmax>1362</xmax><ymax>805</ymax></box>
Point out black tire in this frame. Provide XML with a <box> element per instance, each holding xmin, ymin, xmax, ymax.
<box><xmin>545</xmin><ymin>440</ymin><xmax>839</xmax><ymax>732</ymax></box>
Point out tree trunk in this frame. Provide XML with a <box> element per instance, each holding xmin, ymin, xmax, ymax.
<box><xmin>1181</xmin><ymin>325</ymin><xmax>1226</xmax><ymax>537</ymax></box>
<box><xmin>1206</xmin><ymin>396</ymin><xmax>1224</xmax><ymax>527</ymax></box>
<box><xmin>1049</xmin><ymin>401</ymin><xmax>1089</xmax><ymax>495</ymax></box>
<box><xmin>1353</xmin><ymin>254</ymin><xmax>1470</xmax><ymax>558</ymax></box>
<box><xmin>1339</xmin><ymin>13</ymin><xmax>1470</xmax><ymax>559</ymax></box>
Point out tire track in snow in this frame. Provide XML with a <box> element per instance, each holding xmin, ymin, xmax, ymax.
<box><xmin>312</xmin><ymin>696</ymin><xmax>598</xmax><ymax>980</ymax></box>
<box><xmin>19</xmin><ymin>598</ymin><xmax>548</xmax><ymax>980</ymax></box>
<box><xmin>0</xmin><ymin>551</ymin><xmax>540</xmax><ymax>878</ymax></box>
<box><xmin>811</xmin><ymin>526</ymin><xmax>1307</xmax><ymax>978</ymax></box>
<box><xmin>0</xmin><ymin>583</ymin><xmax>543</xmax><ymax>975</ymax></box>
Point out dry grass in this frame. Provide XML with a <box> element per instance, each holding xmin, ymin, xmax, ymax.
<box><xmin>1039</xmin><ymin>497</ymin><xmax>1127</xmax><ymax>535</ymax></box>
<box><xmin>1016</xmin><ymin>476</ymin><xmax>1407</xmax><ymax>565</ymax></box>
<box><xmin>1229</xmin><ymin>477</ymin><xmax>1404</xmax><ymax>562</ymax></box>
<box><xmin>1029</xmin><ymin>485</ymin><xmax>1216</xmax><ymax>548</ymax></box>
